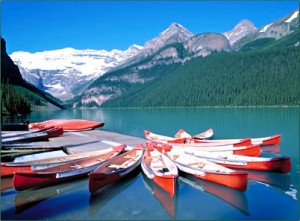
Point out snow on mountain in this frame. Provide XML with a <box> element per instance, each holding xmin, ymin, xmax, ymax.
<box><xmin>223</xmin><ymin>19</ymin><xmax>257</xmax><ymax>45</ymax></box>
<box><xmin>259</xmin><ymin>23</ymin><xmax>273</xmax><ymax>33</ymax></box>
<box><xmin>285</xmin><ymin>10</ymin><xmax>299</xmax><ymax>23</ymax></box>
<box><xmin>10</xmin><ymin>45</ymin><xmax>143</xmax><ymax>101</ymax></box>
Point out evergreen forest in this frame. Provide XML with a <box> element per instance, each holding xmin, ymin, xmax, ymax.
<box><xmin>102</xmin><ymin>46</ymin><xmax>300</xmax><ymax>107</ymax></box>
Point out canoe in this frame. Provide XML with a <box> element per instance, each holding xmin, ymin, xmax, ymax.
<box><xmin>185</xmin><ymin>151</ymin><xmax>292</xmax><ymax>173</ymax></box>
<box><xmin>12</xmin><ymin>144</ymin><xmax>126</xmax><ymax>191</ymax></box>
<box><xmin>1</xmin><ymin>145</ymin><xmax>64</xmax><ymax>157</ymax></box>
<box><xmin>148</xmin><ymin>140</ymin><xmax>261</xmax><ymax>157</ymax></box>
<box><xmin>1</xmin><ymin>145</ymin><xmax>126</xmax><ymax>177</ymax></box>
<box><xmin>193</xmin><ymin>128</ymin><xmax>214</xmax><ymax>140</ymax></box>
<box><xmin>2</xmin><ymin>127</ymin><xmax>64</xmax><ymax>143</ymax></box>
<box><xmin>188</xmin><ymin>129</ymin><xmax>281</xmax><ymax>146</ymax></box>
<box><xmin>28</xmin><ymin>119</ymin><xmax>104</xmax><ymax>131</ymax></box>
<box><xmin>88</xmin><ymin>144</ymin><xmax>144</xmax><ymax>193</ymax></box>
<box><xmin>176</xmin><ymin>128</ymin><xmax>214</xmax><ymax>140</ymax></box>
<box><xmin>141</xmin><ymin>144</ymin><xmax>178</xmax><ymax>197</ymax></box>
<box><xmin>199</xmin><ymin>135</ymin><xmax>281</xmax><ymax>146</ymax></box>
<box><xmin>145</xmin><ymin>130</ymin><xmax>251</xmax><ymax>147</ymax></box>
<box><xmin>161</xmin><ymin>147</ymin><xmax>248</xmax><ymax>192</ymax></box>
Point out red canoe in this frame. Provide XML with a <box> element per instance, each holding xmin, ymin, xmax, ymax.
<box><xmin>182</xmin><ymin>129</ymin><xmax>281</xmax><ymax>146</ymax></box>
<box><xmin>28</xmin><ymin>119</ymin><xmax>104</xmax><ymax>131</ymax></box>
<box><xmin>148</xmin><ymin>140</ymin><xmax>261</xmax><ymax>157</ymax></box>
<box><xmin>2</xmin><ymin>127</ymin><xmax>63</xmax><ymax>142</ymax></box>
<box><xmin>153</xmin><ymin>145</ymin><xmax>248</xmax><ymax>192</ymax></box>
<box><xmin>199</xmin><ymin>134</ymin><xmax>281</xmax><ymax>146</ymax></box>
<box><xmin>141</xmin><ymin>144</ymin><xmax>178</xmax><ymax>197</ymax></box>
<box><xmin>144</xmin><ymin>130</ymin><xmax>252</xmax><ymax>147</ymax></box>
<box><xmin>1</xmin><ymin>145</ymin><xmax>126</xmax><ymax>177</ymax></box>
<box><xmin>186</xmin><ymin>151</ymin><xmax>292</xmax><ymax>173</ymax></box>
<box><xmin>174</xmin><ymin>129</ymin><xmax>281</xmax><ymax>146</ymax></box>
<box><xmin>88</xmin><ymin>144</ymin><xmax>144</xmax><ymax>193</ymax></box>
<box><xmin>176</xmin><ymin>128</ymin><xmax>214</xmax><ymax>140</ymax></box>
<box><xmin>13</xmin><ymin>144</ymin><xmax>126</xmax><ymax>191</ymax></box>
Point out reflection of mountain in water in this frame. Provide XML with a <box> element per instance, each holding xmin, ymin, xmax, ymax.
<box><xmin>178</xmin><ymin>174</ymin><xmax>249</xmax><ymax>215</ymax></box>
<box><xmin>142</xmin><ymin>173</ymin><xmax>178</xmax><ymax>218</ymax></box>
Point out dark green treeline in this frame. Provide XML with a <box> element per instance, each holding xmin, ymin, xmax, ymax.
<box><xmin>103</xmin><ymin>46</ymin><xmax>300</xmax><ymax>107</ymax></box>
<box><xmin>1</xmin><ymin>82</ymin><xmax>31</xmax><ymax>115</ymax></box>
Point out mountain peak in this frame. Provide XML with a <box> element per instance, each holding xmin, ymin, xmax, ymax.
<box><xmin>235</xmin><ymin>19</ymin><xmax>256</xmax><ymax>29</ymax></box>
<box><xmin>160</xmin><ymin>22</ymin><xmax>194</xmax><ymax>38</ymax></box>
<box><xmin>223</xmin><ymin>19</ymin><xmax>257</xmax><ymax>45</ymax></box>
<box><xmin>144</xmin><ymin>22</ymin><xmax>194</xmax><ymax>51</ymax></box>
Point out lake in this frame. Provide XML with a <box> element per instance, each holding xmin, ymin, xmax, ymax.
<box><xmin>1</xmin><ymin>107</ymin><xmax>299</xmax><ymax>220</ymax></box>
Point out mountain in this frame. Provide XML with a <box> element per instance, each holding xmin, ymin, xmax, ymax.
<box><xmin>232</xmin><ymin>9</ymin><xmax>299</xmax><ymax>51</ymax></box>
<box><xmin>1</xmin><ymin>38</ymin><xmax>64</xmax><ymax>112</ymax></box>
<box><xmin>73</xmin><ymin>25</ymin><xmax>232</xmax><ymax>108</ymax></box>
<box><xmin>9</xmin><ymin>8</ymin><xmax>299</xmax><ymax>108</ymax></box>
<box><xmin>74</xmin><ymin>9</ymin><xmax>299</xmax><ymax>108</ymax></box>
<box><xmin>10</xmin><ymin>44</ymin><xmax>144</xmax><ymax>101</ymax></box>
<box><xmin>144</xmin><ymin>22</ymin><xmax>194</xmax><ymax>54</ymax></box>
<box><xmin>223</xmin><ymin>19</ymin><xmax>257</xmax><ymax>45</ymax></box>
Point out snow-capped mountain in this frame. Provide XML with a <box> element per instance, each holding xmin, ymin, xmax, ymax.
<box><xmin>10</xmin><ymin>44</ymin><xmax>143</xmax><ymax>101</ymax></box>
<box><xmin>223</xmin><ymin>19</ymin><xmax>257</xmax><ymax>45</ymax></box>
<box><xmin>232</xmin><ymin>9</ymin><xmax>299</xmax><ymax>50</ymax></box>
<box><xmin>257</xmin><ymin>9</ymin><xmax>299</xmax><ymax>39</ymax></box>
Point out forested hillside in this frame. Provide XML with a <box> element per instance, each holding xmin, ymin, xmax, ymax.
<box><xmin>102</xmin><ymin>45</ymin><xmax>300</xmax><ymax>107</ymax></box>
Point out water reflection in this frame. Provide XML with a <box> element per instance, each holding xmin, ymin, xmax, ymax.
<box><xmin>14</xmin><ymin>177</ymin><xmax>87</xmax><ymax>213</ymax></box>
<box><xmin>89</xmin><ymin>169</ymin><xmax>140</xmax><ymax>215</ymax></box>
<box><xmin>142</xmin><ymin>174</ymin><xmax>177</xmax><ymax>218</ymax></box>
<box><xmin>244</xmin><ymin>170</ymin><xmax>295</xmax><ymax>198</ymax></box>
<box><xmin>178</xmin><ymin>174</ymin><xmax>249</xmax><ymax>215</ymax></box>
<box><xmin>1</xmin><ymin>177</ymin><xmax>14</xmax><ymax>193</ymax></box>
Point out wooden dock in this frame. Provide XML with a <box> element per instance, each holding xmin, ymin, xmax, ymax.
<box><xmin>48</xmin><ymin>129</ymin><xmax>146</xmax><ymax>153</ymax></box>
<box><xmin>1</xmin><ymin>129</ymin><xmax>146</xmax><ymax>158</ymax></box>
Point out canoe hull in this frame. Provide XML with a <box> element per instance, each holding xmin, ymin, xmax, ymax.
<box><xmin>1</xmin><ymin>163</ymin><xmax>32</xmax><ymax>177</ymax></box>
<box><xmin>13</xmin><ymin>171</ymin><xmax>85</xmax><ymax>191</ymax></box>
<box><xmin>141</xmin><ymin>147</ymin><xmax>178</xmax><ymax>197</ymax></box>
<box><xmin>217</xmin><ymin>157</ymin><xmax>291</xmax><ymax>173</ymax></box>
<box><xmin>88</xmin><ymin>146</ymin><xmax>144</xmax><ymax>193</ymax></box>
<box><xmin>194</xmin><ymin>171</ymin><xmax>248</xmax><ymax>192</ymax></box>
<box><xmin>153</xmin><ymin>175</ymin><xmax>177</xmax><ymax>197</ymax></box>
<box><xmin>12</xmin><ymin>145</ymin><xmax>126</xmax><ymax>191</ymax></box>
<box><xmin>29</xmin><ymin>119</ymin><xmax>104</xmax><ymax>131</ymax></box>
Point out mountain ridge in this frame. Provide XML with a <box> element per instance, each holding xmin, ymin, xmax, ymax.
<box><xmin>8</xmin><ymin>8</ymin><xmax>299</xmax><ymax>108</ymax></box>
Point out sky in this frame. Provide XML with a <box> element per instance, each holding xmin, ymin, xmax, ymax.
<box><xmin>1</xmin><ymin>1</ymin><xmax>299</xmax><ymax>54</ymax></box>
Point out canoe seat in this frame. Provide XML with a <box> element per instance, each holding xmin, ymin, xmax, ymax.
<box><xmin>189</xmin><ymin>162</ymin><xmax>205</xmax><ymax>168</ymax></box>
<box><xmin>70</xmin><ymin>164</ymin><xmax>82</xmax><ymax>169</ymax></box>
<box><xmin>124</xmin><ymin>155</ymin><xmax>135</xmax><ymax>159</ymax></box>
<box><xmin>108</xmin><ymin>164</ymin><xmax>128</xmax><ymax>169</ymax></box>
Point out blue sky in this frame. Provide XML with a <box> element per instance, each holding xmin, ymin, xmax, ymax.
<box><xmin>2</xmin><ymin>1</ymin><xmax>299</xmax><ymax>54</ymax></box>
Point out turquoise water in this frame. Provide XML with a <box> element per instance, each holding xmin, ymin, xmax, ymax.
<box><xmin>1</xmin><ymin>107</ymin><xmax>299</xmax><ymax>220</ymax></box>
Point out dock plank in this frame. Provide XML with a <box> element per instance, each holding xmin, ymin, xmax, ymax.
<box><xmin>50</xmin><ymin>129</ymin><xmax>146</xmax><ymax>153</ymax></box>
